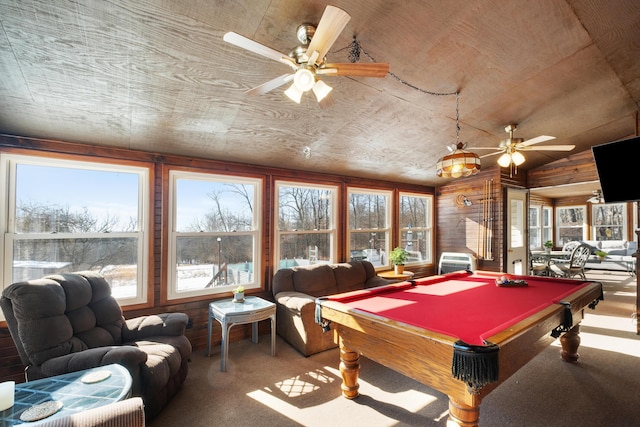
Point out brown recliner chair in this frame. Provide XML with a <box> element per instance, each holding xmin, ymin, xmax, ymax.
<box><xmin>1</xmin><ymin>271</ymin><xmax>192</xmax><ymax>421</ymax></box>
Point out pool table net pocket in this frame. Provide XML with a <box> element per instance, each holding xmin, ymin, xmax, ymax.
<box><xmin>452</xmin><ymin>341</ymin><xmax>500</xmax><ymax>393</ymax></box>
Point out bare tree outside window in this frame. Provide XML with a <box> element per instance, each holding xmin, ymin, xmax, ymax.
<box><xmin>4</xmin><ymin>158</ymin><xmax>148</xmax><ymax>304</ymax></box>
<box><xmin>348</xmin><ymin>190</ymin><xmax>390</xmax><ymax>267</ymax></box>
<box><xmin>276</xmin><ymin>183</ymin><xmax>336</xmax><ymax>269</ymax></box>
<box><xmin>170</xmin><ymin>174</ymin><xmax>260</xmax><ymax>298</ymax></box>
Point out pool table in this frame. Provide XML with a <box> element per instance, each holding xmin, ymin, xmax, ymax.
<box><xmin>315</xmin><ymin>270</ymin><xmax>603</xmax><ymax>427</ymax></box>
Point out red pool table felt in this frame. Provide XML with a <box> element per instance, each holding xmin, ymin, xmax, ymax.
<box><xmin>327</xmin><ymin>271</ymin><xmax>593</xmax><ymax>346</ymax></box>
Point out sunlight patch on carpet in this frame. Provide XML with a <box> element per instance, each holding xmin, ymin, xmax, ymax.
<box><xmin>551</xmin><ymin>331</ymin><xmax>640</xmax><ymax>357</ymax></box>
<box><xmin>582</xmin><ymin>313</ymin><xmax>636</xmax><ymax>334</ymax></box>
<box><xmin>272</xmin><ymin>369</ymin><xmax>335</xmax><ymax>397</ymax></box>
<box><xmin>323</xmin><ymin>365</ymin><xmax>440</xmax><ymax>414</ymax></box>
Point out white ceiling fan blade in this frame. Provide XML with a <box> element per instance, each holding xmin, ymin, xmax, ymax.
<box><xmin>520</xmin><ymin>135</ymin><xmax>555</xmax><ymax>147</ymax></box>
<box><xmin>245</xmin><ymin>74</ymin><xmax>293</xmax><ymax>96</ymax></box>
<box><xmin>305</xmin><ymin>5</ymin><xmax>351</xmax><ymax>66</ymax></box>
<box><xmin>318</xmin><ymin>62</ymin><xmax>389</xmax><ymax>77</ymax></box>
<box><xmin>480</xmin><ymin>152</ymin><xmax>503</xmax><ymax>158</ymax></box>
<box><xmin>223</xmin><ymin>32</ymin><xmax>297</xmax><ymax>70</ymax></box>
<box><xmin>521</xmin><ymin>144</ymin><xmax>576</xmax><ymax>151</ymax></box>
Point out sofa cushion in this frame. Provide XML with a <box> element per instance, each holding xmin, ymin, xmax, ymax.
<box><xmin>333</xmin><ymin>262</ymin><xmax>368</xmax><ymax>293</ymax></box>
<box><xmin>292</xmin><ymin>264</ymin><xmax>338</xmax><ymax>296</ymax></box>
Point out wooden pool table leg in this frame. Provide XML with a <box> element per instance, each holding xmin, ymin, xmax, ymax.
<box><xmin>339</xmin><ymin>341</ymin><xmax>360</xmax><ymax>399</ymax></box>
<box><xmin>447</xmin><ymin>397</ymin><xmax>479</xmax><ymax>427</ymax></box>
<box><xmin>560</xmin><ymin>324</ymin><xmax>581</xmax><ymax>363</ymax></box>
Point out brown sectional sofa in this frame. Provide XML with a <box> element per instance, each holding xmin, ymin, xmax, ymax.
<box><xmin>272</xmin><ymin>261</ymin><xmax>393</xmax><ymax>356</ymax></box>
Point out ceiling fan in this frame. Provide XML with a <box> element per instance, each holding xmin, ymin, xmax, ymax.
<box><xmin>587</xmin><ymin>189</ymin><xmax>604</xmax><ymax>204</ymax></box>
<box><xmin>475</xmin><ymin>124</ymin><xmax>575</xmax><ymax>168</ymax></box>
<box><xmin>223</xmin><ymin>5</ymin><xmax>389</xmax><ymax>106</ymax></box>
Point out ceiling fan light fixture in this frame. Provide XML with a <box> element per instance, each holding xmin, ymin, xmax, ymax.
<box><xmin>293</xmin><ymin>68</ymin><xmax>315</xmax><ymax>92</ymax></box>
<box><xmin>312</xmin><ymin>79</ymin><xmax>332</xmax><ymax>102</ymax></box>
<box><xmin>284</xmin><ymin>83</ymin><xmax>303</xmax><ymax>103</ymax></box>
<box><xmin>511</xmin><ymin>150</ymin><xmax>525</xmax><ymax>166</ymax></box>
<box><xmin>497</xmin><ymin>152</ymin><xmax>512</xmax><ymax>167</ymax></box>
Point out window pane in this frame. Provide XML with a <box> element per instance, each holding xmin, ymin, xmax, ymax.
<box><xmin>349</xmin><ymin>194</ymin><xmax>387</xmax><ymax>228</ymax></box>
<box><xmin>510</xmin><ymin>199</ymin><xmax>524</xmax><ymax>248</ymax></box>
<box><xmin>542</xmin><ymin>208</ymin><xmax>551</xmax><ymax>227</ymax></box>
<box><xmin>542</xmin><ymin>207</ymin><xmax>553</xmax><ymax>243</ymax></box>
<box><xmin>15</xmin><ymin>164</ymin><xmax>139</xmax><ymax>233</ymax></box>
<box><xmin>169</xmin><ymin>171</ymin><xmax>261</xmax><ymax>299</ymax></box>
<box><xmin>175</xmin><ymin>179</ymin><xmax>255</xmax><ymax>232</ymax></box>
<box><xmin>400</xmin><ymin>195</ymin><xmax>429</xmax><ymax>228</ymax></box>
<box><xmin>592</xmin><ymin>204</ymin><xmax>625</xmax><ymax>241</ymax></box>
<box><xmin>278</xmin><ymin>186</ymin><xmax>333</xmax><ymax>231</ymax></box>
<box><xmin>12</xmin><ymin>237</ymin><xmax>138</xmax><ymax>297</ymax></box>
<box><xmin>348</xmin><ymin>190</ymin><xmax>390</xmax><ymax>268</ymax></box>
<box><xmin>529</xmin><ymin>207</ymin><xmax>541</xmax><ymax>249</ymax></box>
<box><xmin>399</xmin><ymin>193</ymin><xmax>432</xmax><ymax>264</ymax></box>
<box><xmin>557</xmin><ymin>207</ymin><xmax>585</xmax><ymax>245</ymax></box>
<box><xmin>350</xmin><ymin>231</ymin><xmax>388</xmax><ymax>267</ymax></box>
<box><xmin>529</xmin><ymin>208</ymin><xmax>539</xmax><ymax>227</ymax></box>
<box><xmin>400</xmin><ymin>230</ymin><xmax>429</xmax><ymax>262</ymax></box>
<box><xmin>278</xmin><ymin>233</ymin><xmax>331</xmax><ymax>267</ymax></box>
<box><xmin>175</xmin><ymin>234</ymin><xmax>254</xmax><ymax>292</ymax></box>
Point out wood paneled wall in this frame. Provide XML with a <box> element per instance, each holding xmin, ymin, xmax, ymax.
<box><xmin>527</xmin><ymin>149</ymin><xmax>599</xmax><ymax>188</ymax></box>
<box><xmin>0</xmin><ymin>134</ymin><xmax>436</xmax><ymax>382</ymax></box>
<box><xmin>436</xmin><ymin>166</ymin><xmax>505</xmax><ymax>272</ymax></box>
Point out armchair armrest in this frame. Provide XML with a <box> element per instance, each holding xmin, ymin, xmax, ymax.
<box><xmin>275</xmin><ymin>291</ymin><xmax>316</xmax><ymax>313</ymax></box>
<box><xmin>123</xmin><ymin>313</ymin><xmax>188</xmax><ymax>341</ymax></box>
<box><xmin>39</xmin><ymin>346</ymin><xmax>147</xmax><ymax>379</ymax></box>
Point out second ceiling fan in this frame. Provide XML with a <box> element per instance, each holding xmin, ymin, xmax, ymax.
<box><xmin>223</xmin><ymin>5</ymin><xmax>389</xmax><ymax>106</ymax></box>
<box><xmin>476</xmin><ymin>124</ymin><xmax>575</xmax><ymax>168</ymax></box>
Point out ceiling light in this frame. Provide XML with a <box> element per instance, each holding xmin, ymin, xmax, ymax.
<box><xmin>511</xmin><ymin>150</ymin><xmax>525</xmax><ymax>166</ymax></box>
<box><xmin>436</xmin><ymin>142</ymin><xmax>482</xmax><ymax>178</ymax></box>
<box><xmin>436</xmin><ymin>93</ymin><xmax>481</xmax><ymax>178</ymax></box>
<box><xmin>293</xmin><ymin>68</ymin><xmax>315</xmax><ymax>92</ymax></box>
<box><xmin>312</xmin><ymin>80</ymin><xmax>332</xmax><ymax>102</ymax></box>
<box><xmin>284</xmin><ymin>84</ymin><xmax>304</xmax><ymax>103</ymax></box>
<box><xmin>497</xmin><ymin>152</ymin><xmax>512</xmax><ymax>167</ymax></box>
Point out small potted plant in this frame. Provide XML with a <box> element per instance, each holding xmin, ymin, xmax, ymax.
<box><xmin>233</xmin><ymin>285</ymin><xmax>245</xmax><ymax>303</ymax></box>
<box><xmin>594</xmin><ymin>250</ymin><xmax>607</xmax><ymax>261</ymax></box>
<box><xmin>543</xmin><ymin>240</ymin><xmax>554</xmax><ymax>253</ymax></box>
<box><xmin>389</xmin><ymin>247</ymin><xmax>409</xmax><ymax>274</ymax></box>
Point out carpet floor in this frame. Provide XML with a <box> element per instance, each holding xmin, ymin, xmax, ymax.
<box><xmin>150</xmin><ymin>270</ymin><xmax>639</xmax><ymax>426</ymax></box>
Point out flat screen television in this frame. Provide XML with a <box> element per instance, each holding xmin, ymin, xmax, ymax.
<box><xmin>591</xmin><ymin>136</ymin><xmax>640</xmax><ymax>203</ymax></box>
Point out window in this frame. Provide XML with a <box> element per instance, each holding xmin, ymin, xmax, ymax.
<box><xmin>275</xmin><ymin>182</ymin><xmax>337</xmax><ymax>270</ymax></box>
<box><xmin>556</xmin><ymin>206</ymin><xmax>586</xmax><ymax>246</ymax></box>
<box><xmin>592</xmin><ymin>203</ymin><xmax>626</xmax><ymax>241</ymax></box>
<box><xmin>399</xmin><ymin>192</ymin><xmax>433</xmax><ymax>265</ymax></box>
<box><xmin>529</xmin><ymin>206</ymin><xmax>552</xmax><ymax>250</ymax></box>
<box><xmin>529</xmin><ymin>206</ymin><xmax>541</xmax><ymax>249</ymax></box>
<box><xmin>347</xmin><ymin>189</ymin><xmax>391</xmax><ymax>268</ymax></box>
<box><xmin>542</xmin><ymin>206</ymin><xmax>553</xmax><ymax>244</ymax></box>
<box><xmin>1</xmin><ymin>154</ymin><xmax>150</xmax><ymax>305</ymax></box>
<box><xmin>167</xmin><ymin>171</ymin><xmax>262</xmax><ymax>300</ymax></box>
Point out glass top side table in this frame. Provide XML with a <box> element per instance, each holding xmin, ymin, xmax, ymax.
<box><xmin>207</xmin><ymin>296</ymin><xmax>276</xmax><ymax>371</ymax></box>
<box><xmin>0</xmin><ymin>364</ymin><xmax>132</xmax><ymax>426</ymax></box>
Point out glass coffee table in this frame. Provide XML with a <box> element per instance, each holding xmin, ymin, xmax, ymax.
<box><xmin>0</xmin><ymin>364</ymin><xmax>132</xmax><ymax>425</ymax></box>
<box><xmin>207</xmin><ymin>296</ymin><xmax>276</xmax><ymax>371</ymax></box>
